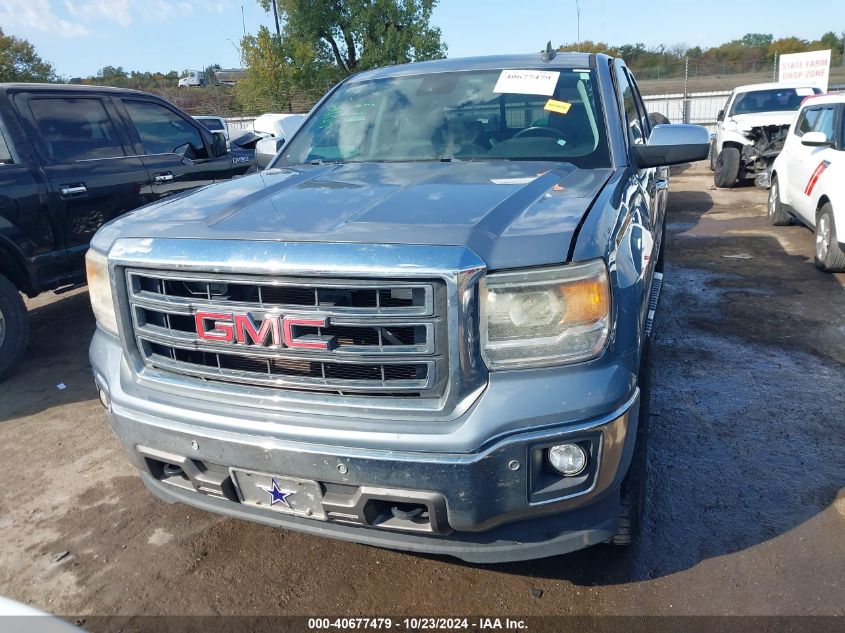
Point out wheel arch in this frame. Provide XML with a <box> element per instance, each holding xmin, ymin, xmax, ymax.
<box><xmin>721</xmin><ymin>140</ymin><xmax>745</xmax><ymax>153</ymax></box>
<box><xmin>817</xmin><ymin>195</ymin><xmax>831</xmax><ymax>216</ymax></box>
<box><xmin>0</xmin><ymin>237</ymin><xmax>37</xmax><ymax>297</ymax></box>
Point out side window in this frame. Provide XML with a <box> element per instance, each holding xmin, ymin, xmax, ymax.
<box><xmin>124</xmin><ymin>100</ymin><xmax>209</xmax><ymax>159</ymax></box>
<box><xmin>626</xmin><ymin>70</ymin><xmax>651</xmax><ymax>137</ymax></box>
<box><xmin>28</xmin><ymin>97</ymin><xmax>124</xmax><ymax>163</ymax></box>
<box><xmin>0</xmin><ymin>124</ymin><xmax>13</xmax><ymax>165</ymax></box>
<box><xmin>616</xmin><ymin>66</ymin><xmax>645</xmax><ymax>145</ymax></box>
<box><xmin>814</xmin><ymin>107</ymin><xmax>836</xmax><ymax>141</ymax></box>
<box><xmin>840</xmin><ymin>107</ymin><xmax>845</xmax><ymax>150</ymax></box>
<box><xmin>795</xmin><ymin>107</ymin><xmax>821</xmax><ymax>137</ymax></box>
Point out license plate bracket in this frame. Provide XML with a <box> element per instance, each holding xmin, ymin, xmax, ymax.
<box><xmin>229</xmin><ymin>468</ymin><xmax>327</xmax><ymax>520</ymax></box>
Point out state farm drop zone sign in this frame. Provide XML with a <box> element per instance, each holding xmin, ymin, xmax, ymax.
<box><xmin>779</xmin><ymin>50</ymin><xmax>831</xmax><ymax>91</ymax></box>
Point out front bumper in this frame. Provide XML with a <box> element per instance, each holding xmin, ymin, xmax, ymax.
<box><xmin>92</xmin><ymin>329</ymin><xmax>641</xmax><ymax>563</ymax></box>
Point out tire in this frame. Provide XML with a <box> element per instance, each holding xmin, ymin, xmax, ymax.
<box><xmin>814</xmin><ymin>203</ymin><xmax>845</xmax><ymax>272</ymax></box>
<box><xmin>714</xmin><ymin>147</ymin><xmax>740</xmax><ymax>188</ymax></box>
<box><xmin>0</xmin><ymin>273</ymin><xmax>30</xmax><ymax>383</ymax></box>
<box><xmin>612</xmin><ymin>343</ymin><xmax>652</xmax><ymax>546</ymax></box>
<box><xmin>709</xmin><ymin>141</ymin><xmax>717</xmax><ymax>171</ymax></box>
<box><xmin>768</xmin><ymin>176</ymin><xmax>791</xmax><ymax>226</ymax></box>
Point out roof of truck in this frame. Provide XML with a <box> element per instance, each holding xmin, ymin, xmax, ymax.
<box><xmin>349</xmin><ymin>53</ymin><xmax>596</xmax><ymax>82</ymax></box>
<box><xmin>0</xmin><ymin>83</ymin><xmax>150</xmax><ymax>96</ymax></box>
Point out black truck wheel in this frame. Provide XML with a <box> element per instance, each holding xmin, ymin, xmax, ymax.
<box><xmin>815</xmin><ymin>203</ymin><xmax>845</xmax><ymax>272</ymax></box>
<box><xmin>0</xmin><ymin>273</ymin><xmax>30</xmax><ymax>383</ymax></box>
<box><xmin>713</xmin><ymin>147</ymin><xmax>740</xmax><ymax>188</ymax></box>
<box><xmin>768</xmin><ymin>176</ymin><xmax>791</xmax><ymax>226</ymax></box>
<box><xmin>612</xmin><ymin>345</ymin><xmax>652</xmax><ymax>546</ymax></box>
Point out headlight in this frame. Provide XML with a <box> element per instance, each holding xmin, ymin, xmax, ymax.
<box><xmin>85</xmin><ymin>249</ymin><xmax>118</xmax><ymax>335</ymax></box>
<box><xmin>480</xmin><ymin>260</ymin><xmax>610</xmax><ymax>369</ymax></box>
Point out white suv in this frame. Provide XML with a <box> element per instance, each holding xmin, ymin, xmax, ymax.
<box><xmin>769</xmin><ymin>94</ymin><xmax>845</xmax><ymax>272</ymax></box>
<box><xmin>712</xmin><ymin>82</ymin><xmax>821</xmax><ymax>188</ymax></box>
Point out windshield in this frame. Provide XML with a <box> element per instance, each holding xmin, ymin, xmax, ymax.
<box><xmin>729</xmin><ymin>88</ymin><xmax>820</xmax><ymax>116</ymax></box>
<box><xmin>277</xmin><ymin>68</ymin><xmax>611</xmax><ymax>168</ymax></box>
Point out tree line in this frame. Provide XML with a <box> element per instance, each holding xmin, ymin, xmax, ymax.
<box><xmin>559</xmin><ymin>32</ymin><xmax>844</xmax><ymax>80</ymax></box>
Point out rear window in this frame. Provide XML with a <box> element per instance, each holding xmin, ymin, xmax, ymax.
<box><xmin>28</xmin><ymin>97</ymin><xmax>124</xmax><ymax>162</ymax></box>
<box><xmin>278</xmin><ymin>68</ymin><xmax>611</xmax><ymax>168</ymax></box>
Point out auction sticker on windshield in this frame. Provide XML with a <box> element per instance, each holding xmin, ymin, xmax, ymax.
<box><xmin>494</xmin><ymin>70</ymin><xmax>560</xmax><ymax>95</ymax></box>
<box><xmin>544</xmin><ymin>98</ymin><xmax>572</xmax><ymax>114</ymax></box>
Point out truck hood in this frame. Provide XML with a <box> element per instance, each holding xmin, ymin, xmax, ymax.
<box><xmin>728</xmin><ymin>111</ymin><xmax>798</xmax><ymax>130</ymax></box>
<box><xmin>105</xmin><ymin>161</ymin><xmax>612</xmax><ymax>270</ymax></box>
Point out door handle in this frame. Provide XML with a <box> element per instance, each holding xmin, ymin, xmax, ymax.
<box><xmin>154</xmin><ymin>172</ymin><xmax>174</xmax><ymax>183</ymax></box>
<box><xmin>59</xmin><ymin>184</ymin><xmax>87</xmax><ymax>197</ymax></box>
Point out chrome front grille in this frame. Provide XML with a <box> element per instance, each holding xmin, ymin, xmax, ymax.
<box><xmin>125</xmin><ymin>269</ymin><xmax>447</xmax><ymax>396</ymax></box>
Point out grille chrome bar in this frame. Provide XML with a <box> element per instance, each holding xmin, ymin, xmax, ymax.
<box><xmin>134</xmin><ymin>320</ymin><xmax>436</xmax><ymax>357</ymax></box>
<box><xmin>127</xmin><ymin>269</ymin><xmax>435</xmax><ymax>317</ymax></box>
<box><xmin>144</xmin><ymin>348</ymin><xmax>435</xmax><ymax>393</ymax></box>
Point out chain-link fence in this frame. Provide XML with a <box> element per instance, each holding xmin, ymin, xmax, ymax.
<box><xmin>642</xmin><ymin>90</ymin><xmax>730</xmax><ymax>133</ymax></box>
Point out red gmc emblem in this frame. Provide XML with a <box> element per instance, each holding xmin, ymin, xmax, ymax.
<box><xmin>194</xmin><ymin>311</ymin><xmax>336</xmax><ymax>350</ymax></box>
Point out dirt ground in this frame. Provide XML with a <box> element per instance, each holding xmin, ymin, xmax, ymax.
<box><xmin>0</xmin><ymin>163</ymin><xmax>843</xmax><ymax>626</ymax></box>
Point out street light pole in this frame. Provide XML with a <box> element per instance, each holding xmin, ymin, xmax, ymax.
<box><xmin>575</xmin><ymin>0</ymin><xmax>581</xmax><ymax>52</ymax></box>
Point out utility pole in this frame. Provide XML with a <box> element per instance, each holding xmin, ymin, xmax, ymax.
<box><xmin>683</xmin><ymin>57</ymin><xmax>689</xmax><ymax>124</ymax></box>
<box><xmin>575</xmin><ymin>0</ymin><xmax>581</xmax><ymax>52</ymax></box>
<box><xmin>773</xmin><ymin>52</ymin><xmax>778</xmax><ymax>82</ymax></box>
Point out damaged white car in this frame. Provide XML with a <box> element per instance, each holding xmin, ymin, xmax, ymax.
<box><xmin>712</xmin><ymin>82</ymin><xmax>822</xmax><ymax>188</ymax></box>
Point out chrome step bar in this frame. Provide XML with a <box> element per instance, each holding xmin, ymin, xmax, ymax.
<box><xmin>644</xmin><ymin>271</ymin><xmax>663</xmax><ymax>338</ymax></box>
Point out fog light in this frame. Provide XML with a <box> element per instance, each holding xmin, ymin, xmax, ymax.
<box><xmin>97</xmin><ymin>387</ymin><xmax>110</xmax><ymax>410</ymax></box>
<box><xmin>548</xmin><ymin>443</ymin><xmax>587</xmax><ymax>476</ymax></box>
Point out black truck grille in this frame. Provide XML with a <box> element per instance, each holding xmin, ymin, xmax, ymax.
<box><xmin>125</xmin><ymin>269</ymin><xmax>446</xmax><ymax>396</ymax></box>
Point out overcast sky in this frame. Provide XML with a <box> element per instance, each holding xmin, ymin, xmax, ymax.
<box><xmin>0</xmin><ymin>0</ymin><xmax>843</xmax><ymax>78</ymax></box>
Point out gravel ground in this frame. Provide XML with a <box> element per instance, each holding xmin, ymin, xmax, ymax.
<box><xmin>0</xmin><ymin>163</ymin><xmax>842</xmax><ymax>627</ymax></box>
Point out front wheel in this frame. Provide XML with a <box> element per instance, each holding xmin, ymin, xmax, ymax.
<box><xmin>815</xmin><ymin>204</ymin><xmax>845</xmax><ymax>272</ymax></box>
<box><xmin>768</xmin><ymin>176</ymin><xmax>791</xmax><ymax>226</ymax></box>
<box><xmin>714</xmin><ymin>147</ymin><xmax>740</xmax><ymax>188</ymax></box>
<box><xmin>0</xmin><ymin>273</ymin><xmax>30</xmax><ymax>383</ymax></box>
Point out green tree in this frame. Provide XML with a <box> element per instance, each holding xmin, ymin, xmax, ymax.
<box><xmin>0</xmin><ymin>28</ymin><xmax>56</xmax><ymax>82</ymax></box>
<box><xmin>237</xmin><ymin>0</ymin><xmax>445</xmax><ymax>114</ymax></box>
<box><xmin>202</xmin><ymin>63</ymin><xmax>222</xmax><ymax>86</ymax></box>
<box><xmin>257</xmin><ymin>0</ymin><xmax>446</xmax><ymax>75</ymax></box>
<box><xmin>768</xmin><ymin>37</ymin><xmax>810</xmax><ymax>56</ymax></box>
<box><xmin>737</xmin><ymin>33</ymin><xmax>773</xmax><ymax>48</ymax></box>
<box><xmin>97</xmin><ymin>65</ymin><xmax>128</xmax><ymax>81</ymax></box>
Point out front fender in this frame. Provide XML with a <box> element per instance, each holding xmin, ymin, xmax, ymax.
<box><xmin>720</xmin><ymin>128</ymin><xmax>752</xmax><ymax>151</ymax></box>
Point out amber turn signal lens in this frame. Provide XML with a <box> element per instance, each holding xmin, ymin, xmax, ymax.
<box><xmin>561</xmin><ymin>278</ymin><xmax>609</xmax><ymax>323</ymax></box>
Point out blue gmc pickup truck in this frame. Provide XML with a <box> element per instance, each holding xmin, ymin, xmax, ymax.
<box><xmin>86</xmin><ymin>51</ymin><xmax>709</xmax><ymax>562</ymax></box>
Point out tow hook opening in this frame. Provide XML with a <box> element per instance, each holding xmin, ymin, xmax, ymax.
<box><xmin>390</xmin><ymin>503</ymin><xmax>427</xmax><ymax>520</ymax></box>
<box><xmin>364</xmin><ymin>499</ymin><xmax>434</xmax><ymax>533</ymax></box>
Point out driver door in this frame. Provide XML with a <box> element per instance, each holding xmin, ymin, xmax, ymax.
<box><xmin>117</xmin><ymin>98</ymin><xmax>232</xmax><ymax>200</ymax></box>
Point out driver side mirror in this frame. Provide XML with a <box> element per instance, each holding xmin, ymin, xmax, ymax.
<box><xmin>801</xmin><ymin>131</ymin><xmax>832</xmax><ymax>147</ymax></box>
<box><xmin>211</xmin><ymin>131</ymin><xmax>228</xmax><ymax>158</ymax></box>
<box><xmin>633</xmin><ymin>124</ymin><xmax>711</xmax><ymax>168</ymax></box>
<box><xmin>716</xmin><ymin>109</ymin><xmax>725</xmax><ymax>122</ymax></box>
<box><xmin>255</xmin><ymin>136</ymin><xmax>285</xmax><ymax>169</ymax></box>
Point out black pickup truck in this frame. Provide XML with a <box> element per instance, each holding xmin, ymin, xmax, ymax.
<box><xmin>0</xmin><ymin>83</ymin><xmax>240</xmax><ymax>380</ymax></box>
